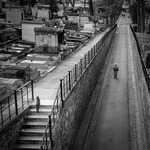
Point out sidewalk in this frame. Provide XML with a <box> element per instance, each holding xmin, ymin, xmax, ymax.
<box><xmin>33</xmin><ymin>32</ymin><xmax>107</xmax><ymax>101</ymax></box>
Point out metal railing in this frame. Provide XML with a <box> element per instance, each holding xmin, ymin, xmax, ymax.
<box><xmin>40</xmin><ymin>85</ymin><xmax>62</xmax><ymax>149</ymax></box>
<box><xmin>40</xmin><ymin>24</ymin><xmax>117</xmax><ymax>149</ymax></box>
<box><xmin>0</xmin><ymin>80</ymin><xmax>34</xmax><ymax>128</ymax></box>
<box><xmin>130</xmin><ymin>25</ymin><xmax>150</xmax><ymax>91</ymax></box>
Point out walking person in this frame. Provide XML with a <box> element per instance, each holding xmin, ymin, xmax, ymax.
<box><xmin>113</xmin><ymin>63</ymin><xmax>119</xmax><ymax>78</ymax></box>
<box><xmin>36</xmin><ymin>96</ymin><xmax>40</xmax><ymax>112</ymax></box>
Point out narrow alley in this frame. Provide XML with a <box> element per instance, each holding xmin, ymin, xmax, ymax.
<box><xmin>72</xmin><ymin>13</ymin><xmax>149</xmax><ymax>150</ymax></box>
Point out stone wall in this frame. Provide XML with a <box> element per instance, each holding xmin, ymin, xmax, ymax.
<box><xmin>0</xmin><ymin>108</ymin><xmax>29</xmax><ymax>150</ymax></box>
<box><xmin>129</xmin><ymin>27</ymin><xmax>150</xmax><ymax>149</ymax></box>
<box><xmin>52</xmin><ymin>26</ymin><xmax>117</xmax><ymax>150</ymax></box>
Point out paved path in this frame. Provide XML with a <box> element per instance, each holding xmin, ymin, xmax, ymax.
<box><xmin>72</xmin><ymin>13</ymin><xmax>132</xmax><ymax>150</ymax></box>
<box><xmin>90</xmin><ymin>17</ymin><xmax>130</xmax><ymax>150</ymax></box>
<box><xmin>34</xmin><ymin>32</ymin><xmax>107</xmax><ymax>101</ymax></box>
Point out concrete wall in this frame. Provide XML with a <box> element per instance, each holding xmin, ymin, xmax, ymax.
<box><xmin>129</xmin><ymin>27</ymin><xmax>150</xmax><ymax>149</ymax></box>
<box><xmin>0</xmin><ymin>108</ymin><xmax>29</xmax><ymax>150</ymax></box>
<box><xmin>52</xmin><ymin>26</ymin><xmax>117</xmax><ymax>150</ymax></box>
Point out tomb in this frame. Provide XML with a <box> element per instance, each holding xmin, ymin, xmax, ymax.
<box><xmin>0</xmin><ymin>64</ymin><xmax>40</xmax><ymax>82</ymax></box>
<box><xmin>34</xmin><ymin>27</ymin><xmax>58</xmax><ymax>54</ymax></box>
<box><xmin>27</xmin><ymin>54</ymin><xmax>51</xmax><ymax>61</ymax></box>
<box><xmin>80</xmin><ymin>22</ymin><xmax>95</xmax><ymax>37</ymax></box>
<box><xmin>80</xmin><ymin>13</ymin><xmax>89</xmax><ymax>27</ymax></box>
<box><xmin>0</xmin><ymin>78</ymin><xmax>22</xmax><ymax>91</ymax></box>
<box><xmin>67</xmin><ymin>13</ymin><xmax>80</xmax><ymax>29</ymax></box>
<box><xmin>36</xmin><ymin>5</ymin><xmax>50</xmax><ymax>20</ymax></box>
<box><xmin>2</xmin><ymin>6</ymin><xmax>24</xmax><ymax>26</ymax></box>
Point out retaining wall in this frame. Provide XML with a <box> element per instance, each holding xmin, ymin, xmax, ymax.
<box><xmin>129</xmin><ymin>27</ymin><xmax>150</xmax><ymax>149</ymax></box>
<box><xmin>52</xmin><ymin>26</ymin><xmax>117</xmax><ymax>150</ymax></box>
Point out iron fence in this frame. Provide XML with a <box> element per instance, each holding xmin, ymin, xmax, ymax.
<box><xmin>40</xmin><ymin>24</ymin><xmax>117</xmax><ymax>149</ymax></box>
<box><xmin>40</xmin><ymin>85</ymin><xmax>62</xmax><ymax>150</ymax></box>
<box><xmin>0</xmin><ymin>80</ymin><xmax>34</xmax><ymax>128</ymax></box>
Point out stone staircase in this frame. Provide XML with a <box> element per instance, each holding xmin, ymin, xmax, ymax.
<box><xmin>13</xmin><ymin>100</ymin><xmax>53</xmax><ymax>150</ymax></box>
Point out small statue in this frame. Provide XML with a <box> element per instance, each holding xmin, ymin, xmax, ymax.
<box><xmin>36</xmin><ymin>96</ymin><xmax>40</xmax><ymax>112</ymax></box>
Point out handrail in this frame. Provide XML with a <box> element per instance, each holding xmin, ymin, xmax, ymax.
<box><xmin>40</xmin><ymin>85</ymin><xmax>61</xmax><ymax>149</ymax></box>
<box><xmin>0</xmin><ymin>80</ymin><xmax>34</xmax><ymax>128</ymax></box>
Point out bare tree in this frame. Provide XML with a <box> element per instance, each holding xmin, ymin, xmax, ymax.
<box><xmin>139</xmin><ymin>0</ymin><xmax>145</xmax><ymax>32</ymax></box>
<box><xmin>89</xmin><ymin>0</ymin><xmax>93</xmax><ymax>16</ymax></box>
<box><xmin>128</xmin><ymin>0</ymin><xmax>145</xmax><ymax>32</ymax></box>
<box><xmin>95</xmin><ymin>0</ymin><xmax>123</xmax><ymax>26</ymax></box>
<box><xmin>0</xmin><ymin>0</ymin><xmax>2</xmax><ymax>12</ymax></box>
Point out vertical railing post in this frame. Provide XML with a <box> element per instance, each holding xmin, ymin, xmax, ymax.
<box><xmin>68</xmin><ymin>71</ymin><xmax>71</xmax><ymax>90</ymax></box>
<box><xmin>75</xmin><ymin>65</ymin><xmax>77</xmax><ymax>82</ymax></box>
<box><xmin>27</xmin><ymin>85</ymin><xmax>29</xmax><ymax>105</ymax></box>
<box><xmin>21</xmin><ymin>88</ymin><xmax>24</xmax><ymax>109</ymax></box>
<box><xmin>0</xmin><ymin>102</ymin><xmax>4</xmax><ymax>127</ymax></box>
<box><xmin>14</xmin><ymin>90</ymin><xmax>18</xmax><ymax>115</ymax></box>
<box><xmin>85</xmin><ymin>55</ymin><xmax>86</xmax><ymax>69</ymax></box>
<box><xmin>98</xmin><ymin>41</ymin><xmax>100</xmax><ymax>50</ymax></box>
<box><xmin>49</xmin><ymin>115</ymin><xmax>54</xmax><ymax>148</ymax></box>
<box><xmin>31</xmin><ymin>79</ymin><xmax>34</xmax><ymax>101</ymax></box>
<box><xmin>29</xmin><ymin>64</ymin><xmax>31</xmax><ymax>81</ymax></box>
<box><xmin>80</xmin><ymin>59</ymin><xmax>82</xmax><ymax>75</ymax></box>
<box><xmin>60</xmin><ymin>79</ymin><xmax>64</xmax><ymax>107</ymax></box>
<box><xmin>8</xmin><ymin>97</ymin><xmax>11</xmax><ymax>120</ymax></box>
<box><xmin>95</xmin><ymin>44</ymin><xmax>97</xmax><ymax>55</ymax></box>
<box><xmin>93</xmin><ymin>46</ymin><xmax>95</xmax><ymax>58</ymax></box>
<box><xmin>88</xmin><ymin>51</ymin><xmax>90</xmax><ymax>63</ymax></box>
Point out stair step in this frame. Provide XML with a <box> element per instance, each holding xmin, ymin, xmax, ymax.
<box><xmin>30</xmin><ymin>108</ymin><xmax>51</xmax><ymax>112</ymax></box>
<box><xmin>20</xmin><ymin>128</ymin><xmax>45</xmax><ymax>136</ymax></box>
<box><xmin>17</xmin><ymin>136</ymin><xmax>43</xmax><ymax>144</ymax></box>
<box><xmin>25</xmin><ymin>115</ymin><xmax>49</xmax><ymax>121</ymax></box>
<box><xmin>25</xmin><ymin>115</ymin><xmax>49</xmax><ymax>118</ymax></box>
<box><xmin>13</xmin><ymin>100</ymin><xmax>57</xmax><ymax>150</ymax></box>
<box><xmin>23</xmin><ymin>121</ymin><xmax>47</xmax><ymax>128</ymax></box>
<box><xmin>19</xmin><ymin>136</ymin><xmax>43</xmax><ymax>141</ymax></box>
<box><xmin>15</xmin><ymin>143</ymin><xmax>41</xmax><ymax>150</ymax></box>
<box><xmin>30</xmin><ymin>104</ymin><xmax>53</xmax><ymax>109</ymax></box>
<box><xmin>29</xmin><ymin>108</ymin><xmax>51</xmax><ymax>115</ymax></box>
<box><xmin>31</xmin><ymin>100</ymin><xmax>54</xmax><ymax>106</ymax></box>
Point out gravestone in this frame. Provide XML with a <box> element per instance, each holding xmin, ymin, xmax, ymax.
<box><xmin>34</xmin><ymin>27</ymin><xmax>58</xmax><ymax>54</ymax></box>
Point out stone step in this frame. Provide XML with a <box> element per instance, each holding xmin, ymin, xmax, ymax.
<box><xmin>17</xmin><ymin>135</ymin><xmax>43</xmax><ymax>144</ymax></box>
<box><xmin>23</xmin><ymin>121</ymin><xmax>48</xmax><ymax>129</ymax></box>
<box><xmin>14</xmin><ymin>143</ymin><xmax>41</xmax><ymax>150</ymax></box>
<box><xmin>20</xmin><ymin>128</ymin><xmax>46</xmax><ymax>136</ymax></box>
<box><xmin>25</xmin><ymin>115</ymin><xmax>49</xmax><ymax>122</ymax></box>
<box><xmin>31</xmin><ymin>100</ymin><xmax>54</xmax><ymax>106</ymax></box>
<box><xmin>14</xmin><ymin>102</ymin><xmax>55</xmax><ymax>150</ymax></box>
<box><xmin>29</xmin><ymin>108</ymin><xmax>51</xmax><ymax>115</ymax></box>
<box><xmin>30</xmin><ymin>104</ymin><xmax>53</xmax><ymax>109</ymax></box>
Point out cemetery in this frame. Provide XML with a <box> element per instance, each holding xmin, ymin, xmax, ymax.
<box><xmin>0</xmin><ymin>0</ymin><xmax>108</xmax><ymax>103</ymax></box>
